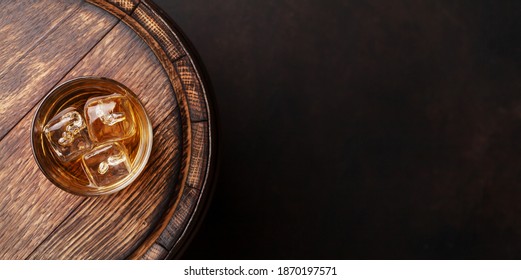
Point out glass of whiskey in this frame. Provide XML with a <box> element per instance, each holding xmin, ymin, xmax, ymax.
<box><xmin>31</xmin><ymin>77</ymin><xmax>153</xmax><ymax>196</ymax></box>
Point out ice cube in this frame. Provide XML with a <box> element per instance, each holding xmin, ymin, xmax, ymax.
<box><xmin>81</xmin><ymin>142</ymin><xmax>131</xmax><ymax>187</ymax></box>
<box><xmin>84</xmin><ymin>93</ymin><xmax>136</xmax><ymax>143</ymax></box>
<box><xmin>43</xmin><ymin>107</ymin><xmax>92</xmax><ymax>162</ymax></box>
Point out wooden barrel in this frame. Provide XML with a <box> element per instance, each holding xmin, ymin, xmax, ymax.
<box><xmin>0</xmin><ymin>0</ymin><xmax>216</xmax><ymax>259</ymax></box>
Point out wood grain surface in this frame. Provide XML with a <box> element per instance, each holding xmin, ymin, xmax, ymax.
<box><xmin>0</xmin><ymin>0</ymin><xmax>214</xmax><ymax>259</ymax></box>
<box><xmin>0</xmin><ymin>0</ymin><xmax>81</xmax><ymax>78</ymax></box>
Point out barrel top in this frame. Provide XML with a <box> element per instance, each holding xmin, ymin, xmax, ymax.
<box><xmin>0</xmin><ymin>0</ymin><xmax>215</xmax><ymax>259</ymax></box>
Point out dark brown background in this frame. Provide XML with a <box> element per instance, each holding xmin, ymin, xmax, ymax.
<box><xmin>155</xmin><ymin>0</ymin><xmax>521</xmax><ymax>259</ymax></box>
